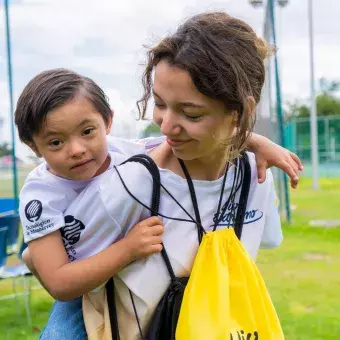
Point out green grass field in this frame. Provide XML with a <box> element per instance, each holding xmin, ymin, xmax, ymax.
<box><xmin>0</xmin><ymin>168</ymin><xmax>31</xmax><ymax>198</ymax></box>
<box><xmin>257</xmin><ymin>178</ymin><xmax>340</xmax><ymax>339</ymax></box>
<box><xmin>0</xmin><ymin>177</ymin><xmax>339</xmax><ymax>339</ymax></box>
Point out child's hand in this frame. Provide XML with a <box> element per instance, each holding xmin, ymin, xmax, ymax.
<box><xmin>125</xmin><ymin>216</ymin><xmax>164</xmax><ymax>262</ymax></box>
<box><xmin>249</xmin><ymin>134</ymin><xmax>302</xmax><ymax>189</ymax></box>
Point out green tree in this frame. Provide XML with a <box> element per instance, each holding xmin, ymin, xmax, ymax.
<box><xmin>319</xmin><ymin>77</ymin><xmax>340</xmax><ymax>95</ymax></box>
<box><xmin>285</xmin><ymin>102</ymin><xmax>310</xmax><ymax>120</ymax></box>
<box><xmin>286</xmin><ymin>79</ymin><xmax>340</xmax><ymax>119</ymax></box>
<box><xmin>141</xmin><ymin>123</ymin><xmax>161</xmax><ymax>137</ymax></box>
<box><xmin>0</xmin><ymin>142</ymin><xmax>11</xmax><ymax>157</ymax></box>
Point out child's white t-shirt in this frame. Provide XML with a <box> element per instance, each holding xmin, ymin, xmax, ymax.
<box><xmin>58</xmin><ymin>138</ymin><xmax>282</xmax><ymax>338</ymax></box>
<box><xmin>19</xmin><ymin>136</ymin><xmax>157</xmax><ymax>248</ymax></box>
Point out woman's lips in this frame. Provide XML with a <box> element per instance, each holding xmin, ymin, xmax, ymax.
<box><xmin>166</xmin><ymin>137</ymin><xmax>191</xmax><ymax>148</ymax></box>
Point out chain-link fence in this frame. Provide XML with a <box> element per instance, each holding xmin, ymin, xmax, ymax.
<box><xmin>284</xmin><ymin>115</ymin><xmax>340</xmax><ymax>177</ymax></box>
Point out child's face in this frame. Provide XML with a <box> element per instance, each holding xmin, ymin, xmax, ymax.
<box><xmin>30</xmin><ymin>96</ymin><xmax>112</xmax><ymax>181</ymax></box>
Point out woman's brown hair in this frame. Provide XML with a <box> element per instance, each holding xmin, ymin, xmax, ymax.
<box><xmin>137</xmin><ymin>12</ymin><xmax>272</xmax><ymax>159</ymax></box>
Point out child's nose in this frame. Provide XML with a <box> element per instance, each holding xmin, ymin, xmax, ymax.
<box><xmin>69</xmin><ymin>140</ymin><xmax>86</xmax><ymax>158</ymax></box>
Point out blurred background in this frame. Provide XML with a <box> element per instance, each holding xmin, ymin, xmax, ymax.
<box><xmin>0</xmin><ymin>0</ymin><xmax>339</xmax><ymax>339</ymax></box>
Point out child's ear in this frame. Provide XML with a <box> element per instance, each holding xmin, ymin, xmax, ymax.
<box><xmin>26</xmin><ymin>142</ymin><xmax>42</xmax><ymax>158</ymax></box>
<box><xmin>106</xmin><ymin>111</ymin><xmax>113</xmax><ymax>134</ymax></box>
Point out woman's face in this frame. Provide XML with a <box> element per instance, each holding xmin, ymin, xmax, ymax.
<box><xmin>153</xmin><ymin>60</ymin><xmax>235</xmax><ymax>161</ymax></box>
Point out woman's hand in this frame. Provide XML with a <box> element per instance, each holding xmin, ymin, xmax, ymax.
<box><xmin>247</xmin><ymin>133</ymin><xmax>303</xmax><ymax>189</ymax></box>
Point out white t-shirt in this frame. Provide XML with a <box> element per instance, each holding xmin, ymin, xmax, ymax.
<box><xmin>60</xmin><ymin>138</ymin><xmax>282</xmax><ymax>339</ymax></box>
<box><xmin>19</xmin><ymin>136</ymin><xmax>157</xmax><ymax>250</ymax></box>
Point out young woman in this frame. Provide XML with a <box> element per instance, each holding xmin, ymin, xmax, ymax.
<box><xmin>26</xmin><ymin>12</ymin><xmax>301</xmax><ymax>340</ymax></box>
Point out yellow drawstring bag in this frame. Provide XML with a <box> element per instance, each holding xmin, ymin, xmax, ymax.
<box><xmin>176</xmin><ymin>228</ymin><xmax>284</xmax><ymax>340</ymax></box>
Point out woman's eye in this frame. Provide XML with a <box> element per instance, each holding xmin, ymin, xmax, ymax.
<box><xmin>83</xmin><ymin>128</ymin><xmax>94</xmax><ymax>135</ymax></box>
<box><xmin>155</xmin><ymin>103</ymin><xmax>166</xmax><ymax>109</ymax></box>
<box><xmin>184</xmin><ymin>114</ymin><xmax>203</xmax><ymax>121</ymax></box>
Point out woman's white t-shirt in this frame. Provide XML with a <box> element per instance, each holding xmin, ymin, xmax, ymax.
<box><xmin>59</xmin><ymin>139</ymin><xmax>282</xmax><ymax>339</ymax></box>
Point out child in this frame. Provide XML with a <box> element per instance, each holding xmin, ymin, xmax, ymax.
<box><xmin>15</xmin><ymin>69</ymin><xmax>164</xmax><ymax>338</ymax></box>
<box><xmin>16</xmin><ymin>69</ymin><xmax>162</xmax><ymax>253</ymax></box>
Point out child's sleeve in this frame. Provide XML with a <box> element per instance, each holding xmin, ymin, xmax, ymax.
<box><xmin>19</xmin><ymin>181</ymin><xmax>70</xmax><ymax>243</ymax></box>
<box><xmin>260</xmin><ymin>170</ymin><xmax>283</xmax><ymax>249</ymax></box>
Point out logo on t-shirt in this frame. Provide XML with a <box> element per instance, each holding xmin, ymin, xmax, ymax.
<box><xmin>211</xmin><ymin>202</ymin><xmax>263</xmax><ymax>229</ymax></box>
<box><xmin>61</xmin><ymin>215</ymin><xmax>85</xmax><ymax>246</ymax></box>
<box><xmin>25</xmin><ymin>200</ymin><xmax>43</xmax><ymax>222</ymax></box>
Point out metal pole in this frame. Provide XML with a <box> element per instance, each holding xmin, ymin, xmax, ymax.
<box><xmin>324</xmin><ymin>116</ymin><xmax>329</xmax><ymax>158</ymax></box>
<box><xmin>264</xmin><ymin>1</ymin><xmax>284</xmax><ymax>214</ymax></box>
<box><xmin>308</xmin><ymin>0</ymin><xmax>319</xmax><ymax>189</ymax></box>
<box><xmin>4</xmin><ymin>0</ymin><xmax>19</xmax><ymax>212</ymax></box>
<box><xmin>268</xmin><ymin>0</ymin><xmax>291</xmax><ymax>222</ymax></box>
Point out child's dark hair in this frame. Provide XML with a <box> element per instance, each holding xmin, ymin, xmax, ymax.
<box><xmin>137</xmin><ymin>12</ymin><xmax>272</xmax><ymax>158</ymax></box>
<box><xmin>15</xmin><ymin>68</ymin><xmax>112</xmax><ymax>143</ymax></box>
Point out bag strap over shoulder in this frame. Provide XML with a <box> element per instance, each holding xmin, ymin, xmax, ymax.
<box><xmin>109</xmin><ymin>154</ymin><xmax>176</xmax><ymax>340</ymax></box>
<box><xmin>234</xmin><ymin>152</ymin><xmax>252</xmax><ymax>239</ymax></box>
<box><xmin>118</xmin><ymin>154</ymin><xmax>175</xmax><ymax>279</ymax></box>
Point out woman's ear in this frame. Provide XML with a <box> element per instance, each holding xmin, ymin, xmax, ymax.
<box><xmin>246</xmin><ymin>96</ymin><xmax>256</xmax><ymax>116</ymax></box>
<box><xmin>231</xmin><ymin>110</ymin><xmax>238</xmax><ymax>126</ymax></box>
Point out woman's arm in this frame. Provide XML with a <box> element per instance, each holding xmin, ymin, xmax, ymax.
<box><xmin>247</xmin><ymin>133</ymin><xmax>302</xmax><ymax>189</ymax></box>
<box><xmin>28</xmin><ymin>216</ymin><xmax>163</xmax><ymax>301</ymax></box>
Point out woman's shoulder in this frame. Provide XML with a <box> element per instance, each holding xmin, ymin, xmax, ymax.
<box><xmin>107</xmin><ymin>135</ymin><xmax>165</xmax><ymax>156</ymax></box>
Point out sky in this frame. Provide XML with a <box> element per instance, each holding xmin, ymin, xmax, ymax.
<box><xmin>0</xmin><ymin>0</ymin><xmax>339</xmax><ymax>160</ymax></box>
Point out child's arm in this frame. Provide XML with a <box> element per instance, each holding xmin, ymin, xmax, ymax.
<box><xmin>19</xmin><ymin>180</ymin><xmax>76</xmax><ymax>244</ymax></box>
<box><xmin>112</xmin><ymin>133</ymin><xmax>303</xmax><ymax>189</ymax></box>
<box><xmin>246</xmin><ymin>133</ymin><xmax>302</xmax><ymax>189</ymax></box>
<box><xmin>28</xmin><ymin>216</ymin><xmax>163</xmax><ymax>301</ymax></box>
<box><xmin>22</xmin><ymin>247</ymin><xmax>46</xmax><ymax>289</ymax></box>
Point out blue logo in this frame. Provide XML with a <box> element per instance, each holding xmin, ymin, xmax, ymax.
<box><xmin>210</xmin><ymin>202</ymin><xmax>263</xmax><ymax>229</ymax></box>
<box><xmin>25</xmin><ymin>200</ymin><xmax>43</xmax><ymax>223</ymax></box>
<box><xmin>61</xmin><ymin>215</ymin><xmax>85</xmax><ymax>246</ymax></box>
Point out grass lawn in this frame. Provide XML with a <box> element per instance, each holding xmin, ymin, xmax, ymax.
<box><xmin>257</xmin><ymin>178</ymin><xmax>340</xmax><ymax>339</ymax></box>
<box><xmin>0</xmin><ymin>284</ymin><xmax>53</xmax><ymax>340</ymax></box>
<box><xmin>0</xmin><ymin>178</ymin><xmax>339</xmax><ymax>339</ymax></box>
<box><xmin>0</xmin><ymin>168</ymin><xmax>32</xmax><ymax>198</ymax></box>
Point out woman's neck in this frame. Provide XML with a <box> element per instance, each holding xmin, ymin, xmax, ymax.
<box><xmin>149</xmin><ymin>142</ymin><xmax>230</xmax><ymax>181</ymax></box>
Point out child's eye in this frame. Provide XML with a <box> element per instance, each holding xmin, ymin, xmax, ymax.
<box><xmin>49</xmin><ymin>140</ymin><xmax>62</xmax><ymax>147</ymax></box>
<box><xmin>83</xmin><ymin>128</ymin><xmax>95</xmax><ymax>135</ymax></box>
